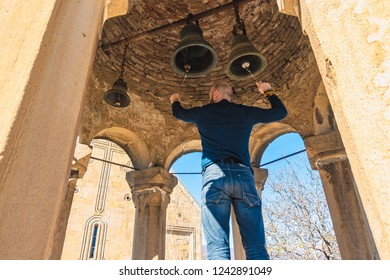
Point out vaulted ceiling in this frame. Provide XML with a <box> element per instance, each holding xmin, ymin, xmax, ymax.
<box><xmin>79</xmin><ymin>0</ymin><xmax>324</xmax><ymax>165</ymax></box>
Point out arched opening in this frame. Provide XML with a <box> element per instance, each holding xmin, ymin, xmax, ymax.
<box><xmin>170</xmin><ymin>152</ymin><xmax>202</xmax><ymax>204</ymax></box>
<box><xmin>260</xmin><ymin>132</ymin><xmax>340</xmax><ymax>260</ymax></box>
<box><xmin>62</xmin><ymin>138</ymin><xmax>135</xmax><ymax>260</ymax></box>
<box><xmin>64</xmin><ymin>137</ymin><xmax>204</xmax><ymax>260</ymax></box>
<box><xmin>168</xmin><ymin>151</ymin><xmax>203</xmax><ymax>260</ymax></box>
<box><xmin>164</xmin><ymin>129</ymin><xmax>342</xmax><ymax>260</ymax></box>
<box><xmin>170</xmin><ymin>151</ymin><xmax>246</xmax><ymax>260</ymax></box>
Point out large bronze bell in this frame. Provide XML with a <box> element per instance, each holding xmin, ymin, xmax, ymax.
<box><xmin>104</xmin><ymin>78</ymin><xmax>130</xmax><ymax>108</ymax></box>
<box><xmin>171</xmin><ymin>22</ymin><xmax>218</xmax><ymax>77</ymax></box>
<box><xmin>226</xmin><ymin>34</ymin><xmax>267</xmax><ymax>80</ymax></box>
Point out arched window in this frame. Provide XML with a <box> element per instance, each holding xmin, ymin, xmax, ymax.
<box><xmin>80</xmin><ymin>216</ymin><xmax>107</xmax><ymax>260</ymax></box>
<box><xmin>89</xmin><ymin>224</ymin><xmax>99</xmax><ymax>259</ymax></box>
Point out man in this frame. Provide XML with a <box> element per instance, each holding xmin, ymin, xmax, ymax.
<box><xmin>170</xmin><ymin>81</ymin><xmax>287</xmax><ymax>260</ymax></box>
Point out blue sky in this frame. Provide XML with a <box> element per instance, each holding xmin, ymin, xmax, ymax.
<box><xmin>170</xmin><ymin>132</ymin><xmax>307</xmax><ymax>205</ymax></box>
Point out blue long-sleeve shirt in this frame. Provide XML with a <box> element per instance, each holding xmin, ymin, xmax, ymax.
<box><xmin>172</xmin><ymin>95</ymin><xmax>287</xmax><ymax>169</ymax></box>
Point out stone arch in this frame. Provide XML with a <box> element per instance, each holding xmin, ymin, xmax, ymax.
<box><xmin>164</xmin><ymin>139</ymin><xmax>202</xmax><ymax>170</ymax></box>
<box><xmin>250</xmin><ymin>122</ymin><xmax>299</xmax><ymax>166</ymax></box>
<box><xmin>94</xmin><ymin>127</ymin><xmax>151</xmax><ymax>170</ymax></box>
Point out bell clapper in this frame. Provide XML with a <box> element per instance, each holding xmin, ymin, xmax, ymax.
<box><xmin>242</xmin><ymin>61</ymin><xmax>251</xmax><ymax>69</ymax></box>
<box><xmin>242</xmin><ymin>61</ymin><xmax>269</xmax><ymax>104</ymax></box>
<box><xmin>114</xmin><ymin>96</ymin><xmax>121</xmax><ymax>107</ymax></box>
<box><xmin>242</xmin><ymin>61</ymin><xmax>257</xmax><ymax>81</ymax></box>
<box><xmin>184</xmin><ymin>63</ymin><xmax>191</xmax><ymax>73</ymax></box>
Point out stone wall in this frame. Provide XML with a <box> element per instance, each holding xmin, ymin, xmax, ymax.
<box><xmin>166</xmin><ymin>182</ymin><xmax>203</xmax><ymax>260</ymax></box>
<box><xmin>61</xmin><ymin>139</ymin><xmax>202</xmax><ymax>260</ymax></box>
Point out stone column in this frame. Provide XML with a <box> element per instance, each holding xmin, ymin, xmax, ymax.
<box><xmin>316</xmin><ymin>155</ymin><xmax>379</xmax><ymax>259</ymax></box>
<box><xmin>305</xmin><ymin>133</ymin><xmax>379</xmax><ymax>259</ymax></box>
<box><xmin>278</xmin><ymin>0</ymin><xmax>390</xmax><ymax>259</ymax></box>
<box><xmin>0</xmin><ymin>0</ymin><xmax>105</xmax><ymax>259</ymax></box>
<box><xmin>232</xmin><ymin>168</ymin><xmax>268</xmax><ymax>260</ymax></box>
<box><xmin>126</xmin><ymin>167</ymin><xmax>177</xmax><ymax>260</ymax></box>
<box><xmin>55</xmin><ymin>143</ymin><xmax>92</xmax><ymax>258</ymax></box>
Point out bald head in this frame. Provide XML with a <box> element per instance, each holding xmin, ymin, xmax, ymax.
<box><xmin>209</xmin><ymin>82</ymin><xmax>233</xmax><ymax>104</ymax></box>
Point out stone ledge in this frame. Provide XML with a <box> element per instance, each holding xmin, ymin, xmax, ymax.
<box><xmin>276</xmin><ymin>0</ymin><xmax>300</xmax><ymax>18</ymax></box>
<box><xmin>304</xmin><ymin>131</ymin><xmax>346</xmax><ymax>169</ymax></box>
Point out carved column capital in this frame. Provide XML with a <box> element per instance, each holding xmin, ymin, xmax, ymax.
<box><xmin>131</xmin><ymin>187</ymin><xmax>171</xmax><ymax>210</ymax></box>
<box><xmin>253</xmin><ymin>167</ymin><xmax>269</xmax><ymax>191</ymax></box>
<box><xmin>127</xmin><ymin>167</ymin><xmax>177</xmax><ymax>210</ymax></box>
<box><xmin>303</xmin><ymin>131</ymin><xmax>346</xmax><ymax>169</ymax></box>
<box><xmin>126</xmin><ymin>167</ymin><xmax>177</xmax><ymax>194</ymax></box>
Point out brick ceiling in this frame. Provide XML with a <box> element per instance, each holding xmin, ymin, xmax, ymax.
<box><xmin>79</xmin><ymin>0</ymin><xmax>321</xmax><ymax>164</ymax></box>
<box><xmin>98</xmin><ymin>0</ymin><xmax>306</xmax><ymax>106</ymax></box>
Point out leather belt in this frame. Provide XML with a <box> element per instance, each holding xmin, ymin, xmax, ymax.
<box><xmin>202</xmin><ymin>157</ymin><xmax>245</xmax><ymax>173</ymax></box>
<box><xmin>212</xmin><ymin>157</ymin><xmax>243</xmax><ymax>165</ymax></box>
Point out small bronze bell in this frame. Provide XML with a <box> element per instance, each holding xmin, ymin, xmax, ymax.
<box><xmin>104</xmin><ymin>78</ymin><xmax>130</xmax><ymax>108</ymax></box>
<box><xmin>171</xmin><ymin>22</ymin><xmax>218</xmax><ymax>77</ymax></box>
<box><xmin>226</xmin><ymin>34</ymin><xmax>267</xmax><ymax>80</ymax></box>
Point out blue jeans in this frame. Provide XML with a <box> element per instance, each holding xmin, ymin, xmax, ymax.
<box><xmin>201</xmin><ymin>162</ymin><xmax>269</xmax><ymax>260</ymax></box>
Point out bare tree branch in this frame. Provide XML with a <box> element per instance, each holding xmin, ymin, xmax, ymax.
<box><xmin>262</xmin><ymin>156</ymin><xmax>341</xmax><ymax>260</ymax></box>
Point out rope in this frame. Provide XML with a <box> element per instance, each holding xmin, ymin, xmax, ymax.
<box><xmin>89</xmin><ymin>149</ymin><xmax>307</xmax><ymax>175</ymax></box>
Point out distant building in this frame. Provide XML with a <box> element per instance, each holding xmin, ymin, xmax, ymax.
<box><xmin>62</xmin><ymin>139</ymin><xmax>202</xmax><ymax>260</ymax></box>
